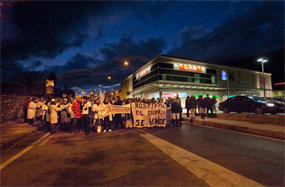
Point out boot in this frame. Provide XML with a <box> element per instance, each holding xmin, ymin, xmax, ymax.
<box><xmin>179</xmin><ymin>120</ymin><xmax>182</xmax><ymax>126</ymax></box>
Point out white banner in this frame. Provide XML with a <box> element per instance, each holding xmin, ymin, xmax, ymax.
<box><xmin>109</xmin><ymin>104</ymin><xmax>131</xmax><ymax>114</ymax></box>
<box><xmin>131</xmin><ymin>103</ymin><xmax>167</xmax><ymax>128</ymax></box>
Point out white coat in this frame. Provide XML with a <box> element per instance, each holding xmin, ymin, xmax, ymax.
<box><xmin>42</xmin><ymin>104</ymin><xmax>49</xmax><ymax>121</ymax></box>
<box><xmin>60</xmin><ymin>104</ymin><xmax>69</xmax><ymax>123</ymax></box>
<box><xmin>49</xmin><ymin>104</ymin><xmax>60</xmax><ymax>124</ymax></box>
<box><xmin>67</xmin><ymin>102</ymin><xmax>74</xmax><ymax>119</ymax></box>
<box><xmin>27</xmin><ymin>101</ymin><xmax>37</xmax><ymax>119</ymax></box>
<box><xmin>36</xmin><ymin>101</ymin><xmax>45</xmax><ymax>116</ymax></box>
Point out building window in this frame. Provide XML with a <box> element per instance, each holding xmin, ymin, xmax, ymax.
<box><xmin>211</xmin><ymin>75</ymin><xmax>216</xmax><ymax>84</ymax></box>
<box><xmin>194</xmin><ymin>74</ymin><xmax>200</xmax><ymax>83</ymax></box>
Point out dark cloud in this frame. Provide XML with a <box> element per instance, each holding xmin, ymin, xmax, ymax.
<box><xmin>55</xmin><ymin>36</ymin><xmax>167</xmax><ymax>88</ymax></box>
<box><xmin>45</xmin><ymin>53</ymin><xmax>97</xmax><ymax>74</ymax></box>
<box><xmin>169</xmin><ymin>1</ymin><xmax>284</xmax><ymax>63</ymax></box>
<box><xmin>26</xmin><ymin>60</ymin><xmax>42</xmax><ymax>70</ymax></box>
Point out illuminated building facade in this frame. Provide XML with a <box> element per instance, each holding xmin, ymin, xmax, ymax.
<box><xmin>121</xmin><ymin>55</ymin><xmax>273</xmax><ymax>106</ymax></box>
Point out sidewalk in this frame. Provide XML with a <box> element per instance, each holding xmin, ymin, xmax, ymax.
<box><xmin>183</xmin><ymin>115</ymin><xmax>285</xmax><ymax>140</ymax></box>
<box><xmin>0</xmin><ymin>120</ymin><xmax>39</xmax><ymax>148</ymax></box>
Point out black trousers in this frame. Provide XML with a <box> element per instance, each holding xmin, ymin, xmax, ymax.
<box><xmin>103</xmin><ymin>116</ymin><xmax>111</xmax><ymax>131</ymax></box>
<box><xmin>81</xmin><ymin>115</ymin><xmax>90</xmax><ymax>133</ymax></box>
<box><xmin>27</xmin><ymin>119</ymin><xmax>33</xmax><ymax>125</ymax></box>
<box><xmin>73</xmin><ymin>118</ymin><xmax>81</xmax><ymax>131</ymax></box>
<box><xmin>186</xmin><ymin>108</ymin><xmax>190</xmax><ymax>117</ymax></box>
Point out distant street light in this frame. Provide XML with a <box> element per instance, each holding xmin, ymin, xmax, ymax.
<box><xmin>257</xmin><ymin>58</ymin><xmax>268</xmax><ymax>97</ymax></box>
<box><xmin>124</xmin><ymin>61</ymin><xmax>129</xmax><ymax>66</ymax></box>
<box><xmin>123</xmin><ymin>60</ymin><xmax>134</xmax><ymax>98</ymax></box>
<box><xmin>107</xmin><ymin>76</ymin><xmax>112</xmax><ymax>80</ymax></box>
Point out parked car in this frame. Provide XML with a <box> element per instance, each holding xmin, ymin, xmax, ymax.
<box><xmin>263</xmin><ymin>97</ymin><xmax>285</xmax><ymax>113</ymax></box>
<box><xmin>219</xmin><ymin>96</ymin><xmax>278</xmax><ymax>114</ymax></box>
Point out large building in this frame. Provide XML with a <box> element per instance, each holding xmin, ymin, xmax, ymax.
<box><xmin>121</xmin><ymin>55</ymin><xmax>273</xmax><ymax>106</ymax></box>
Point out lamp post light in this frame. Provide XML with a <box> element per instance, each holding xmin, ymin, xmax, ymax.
<box><xmin>257</xmin><ymin>58</ymin><xmax>268</xmax><ymax>97</ymax></box>
<box><xmin>124</xmin><ymin>60</ymin><xmax>134</xmax><ymax>98</ymax></box>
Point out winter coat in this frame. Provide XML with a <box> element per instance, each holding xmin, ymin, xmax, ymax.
<box><xmin>185</xmin><ymin>98</ymin><xmax>191</xmax><ymax>109</ymax></box>
<box><xmin>49</xmin><ymin>104</ymin><xmax>60</xmax><ymax>124</ymax></box>
<box><xmin>60</xmin><ymin>104</ymin><xmax>69</xmax><ymax>123</ymax></box>
<box><xmin>171</xmin><ymin>102</ymin><xmax>182</xmax><ymax>113</ymax></box>
<box><xmin>67</xmin><ymin>102</ymin><xmax>74</xmax><ymax>119</ymax></box>
<box><xmin>189</xmin><ymin>97</ymin><xmax>197</xmax><ymax>108</ymax></box>
<box><xmin>27</xmin><ymin>101</ymin><xmax>37</xmax><ymax>119</ymax></box>
<box><xmin>72</xmin><ymin>101</ymin><xmax>82</xmax><ymax>119</ymax></box>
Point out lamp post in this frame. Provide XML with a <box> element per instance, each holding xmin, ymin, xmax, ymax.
<box><xmin>124</xmin><ymin>61</ymin><xmax>134</xmax><ymax>98</ymax></box>
<box><xmin>257</xmin><ymin>58</ymin><xmax>268</xmax><ymax>97</ymax></box>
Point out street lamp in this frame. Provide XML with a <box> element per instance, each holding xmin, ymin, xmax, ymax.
<box><xmin>257</xmin><ymin>58</ymin><xmax>268</xmax><ymax>97</ymax></box>
<box><xmin>107</xmin><ymin>76</ymin><xmax>112</xmax><ymax>80</ymax></box>
<box><xmin>123</xmin><ymin>60</ymin><xmax>134</xmax><ymax>98</ymax></box>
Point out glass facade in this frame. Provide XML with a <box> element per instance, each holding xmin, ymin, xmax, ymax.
<box><xmin>133</xmin><ymin>62</ymin><xmax>217</xmax><ymax>89</ymax></box>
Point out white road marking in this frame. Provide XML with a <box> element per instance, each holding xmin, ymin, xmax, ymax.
<box><xmin>140</xmin><ymin>132</ymin><xmax>265</xmax><ymax>187</ymax></box>
<box><xmin>0</xmin><ymin>133</ymin><xmax>51</xmax><ymax>170</ymax></box>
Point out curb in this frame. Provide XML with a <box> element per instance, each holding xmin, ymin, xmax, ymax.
<box><xmin>189</xmin><ymin>119</ymin><xmax>285</xmax><ymax>140</ymax></box>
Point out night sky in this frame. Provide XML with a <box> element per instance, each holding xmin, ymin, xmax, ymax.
<box><xmin>1</xmin><ymin>1</ymin><xmax>284</xmax><ymax>93</ymax></box>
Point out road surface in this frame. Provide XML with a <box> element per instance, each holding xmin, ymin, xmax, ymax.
<box><xmin>1</xmin><ymin>123</ymin><xmax>284</xmax><ymax>186</ymax></box>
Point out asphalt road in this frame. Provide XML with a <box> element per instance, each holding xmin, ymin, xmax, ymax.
<box><xmin>0</xmin><ymin>123</ymin><xmax>284</xmax><ymax>186</ymax></box>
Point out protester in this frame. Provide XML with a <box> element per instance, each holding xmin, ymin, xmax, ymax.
<box><xmin>81</xmin><ymin>96</ymin><xmax>91</xmax><ymax>135</ymax></box>
<box><xmin>114</xmin><ymin>96</ymin><xmax>123</xmax><ymax>129</ymax></box>
<box><xmin>165</xmin><ymin>99</ymin><xmax>172</xmax><ymax>126</ymax></box>
<box><xmin>205</xmin><ymin>94</ymin><xmax>214</xmax><ymax>117</ymax></box>
<box><xmin>102</xmin><ymin>97</ymin><xmax>112</xmax><ymax>132</ymax></box>
<box><xmin>212</xmin><ymin>95</ymin><xmax>217</xmax><ymax>112</ymax></box>
<box><xmin>185</xmin><ymin>96</ymin><xmax>191</xmax><ymax>117</ymax></box>
<box><xmin>68</xmin><ymin>97</ymin><xmax>75</xmax><ymax>130</ymax></box>
<box><xmin>27</xmin><ymin>97</ymin><xmax>37</xmax><ymax>126</ymax></box>
<box><xmin>60</xmin><ymin>98</ymin><xmax>70</xmax><ymax>131</ymax></box>
<box><xmin>36</xmin><ymin>97</ymin><xmax>45</xmax><ymax>123</ymax></box>
<box><xmin>171</xmin><ymin>98</ymin><xmax>182</xmax><ymax>127</ymax></box>
<box><xmin>189</xmin><ymin>95</ymin><xmax>197</xmax><ymax>122</ymax></box>
<box><xmin>197</xmin><ymin>95</ymin><xmax>205</xmax><ymax>119</ymax></box>
<box><xmin>72</xmin><ymin>96</ymin><xmax>82</xmax><ymax>133</ymax></box>
<box><xmin>92</xmin><ymin>98</ymin><xmax>103</xmax><ymax>133</ymax></box>
<box><xmin>49</xmin><ymin>99</ymin><xmax>61</xmax><ymax>133</ymax></box>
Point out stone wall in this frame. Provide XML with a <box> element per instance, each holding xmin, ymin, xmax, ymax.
<box><xmin>0</xmin><ymin>95</ymin><xmax>29</xmax><ymax>123</ymax></box>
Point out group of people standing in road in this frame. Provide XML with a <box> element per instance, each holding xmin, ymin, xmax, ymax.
<box><xmin>23</xmin><ymin>94</ymin><xmax>217</xmax><ymax>135</ymax></box>
<box><xmin>185</xmin><ymin>94</ymin><xmax>217</xmax><ymax>121</ymax></box>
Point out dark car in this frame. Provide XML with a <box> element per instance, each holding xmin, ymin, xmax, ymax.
<box><xmin>219</xmin><ymin>96</ymin><xmax>277</xmax><ymax>114</ymax></box>
<box><xmin>264</xmin><ymin>97</ymin><xmax>285</xmax><ymax>113</ymax></box>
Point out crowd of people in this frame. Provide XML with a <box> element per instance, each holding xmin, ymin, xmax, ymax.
<box><xmin>23</xmin><ymin>94</ymin><xmax>217</xmax><ymax>135</ymax></box>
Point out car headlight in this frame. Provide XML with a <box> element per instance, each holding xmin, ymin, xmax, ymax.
<box><xmin>266</xmin><ymin>103</ymin><xmax>275</xmax><ymax>107</ymax></box>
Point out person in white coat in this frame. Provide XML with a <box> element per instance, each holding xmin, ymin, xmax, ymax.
<box><xmin>60</xmin><ymin>99</ymin><xmax>70</xmax><ymax>131</ymax></box>
<box><xmin>92</xmin><ymin>98</ymin><xmax>103</xmax><ymax>133</ymax></box>
<box><xmin>67</xmin><ymin>97</ymin><xmax>75</xmax><ymax>131</ymax></box>
<box><xmin>27</xmin><ymin>97</ymin><xmax>38</xmax><ymax>126</ymax></box>
<box><xmin>49</xmin><ymin>99</ymin><xmax>61</xmax><ymax>134</ymax></box>
<box><xmin>36</xmin><ymin>97</ymin><xmax>45</xmax><ymax>122</ymax></box>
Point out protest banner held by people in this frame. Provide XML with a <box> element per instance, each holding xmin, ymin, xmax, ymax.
<box><xmin>21</xmin><ymin>92</ymin><xmax>217</xmax><ymax>135</ymax></box>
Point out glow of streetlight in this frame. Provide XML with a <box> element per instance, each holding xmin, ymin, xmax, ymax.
<box><xmin>124</xmin><ymin>61</ymin><xmax>129</xmax><ymax>66</ymax></box>
<box><xmin>107</xmin><ymin>76</ymin><xmax>112</xmax><ymax>80</ymax></box>
<box><xmin>257</xmin><ymin>58</ymin><xmax>264</xmax><ymax>62</ymax></box>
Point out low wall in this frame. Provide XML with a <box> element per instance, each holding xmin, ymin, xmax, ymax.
<box><xmin>216</xmin><ymin>113</ymin><xmax>285</xmax><ymax>126</ymax></box>
<box><xmin>0</xmin><ymin>95</ymin><xmax>29</xmax><ymax>123</ymax></box>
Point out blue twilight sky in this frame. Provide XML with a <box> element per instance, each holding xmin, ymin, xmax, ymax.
<box><xmin>1</xmin><ymin>1</ymin><xmax>284</xmax><ymax>91</ymax></box>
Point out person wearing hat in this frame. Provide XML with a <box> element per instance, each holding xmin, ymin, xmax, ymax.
<box><xmin>49</xmin><ymin>98</ymin><xmax>61</xmax><ymax>133</ymax></box>
<box><xmin>60</xmin><ymin>98</ymin><xmax>70</xmax><ymax>131</ymax></box>
<box><xmin>72</xmin><ymin>96</ymin><xmax>82</xmax><ymax>133</ymax></box>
